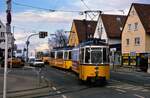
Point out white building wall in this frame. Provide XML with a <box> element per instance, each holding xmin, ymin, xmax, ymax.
<box><xmin>0</xmin><ymin>20</ymin><xmax>13</xmax><ymax>58</ymax></box>
<box><xmin>94</xmin><ymin>16</ymin><xmax>108</xmax><ymax>43</ymax></box>
<box><xmin>94</xmin><ymin>16</ymin><xmax>121</xmax><ymax>45</ymax></box>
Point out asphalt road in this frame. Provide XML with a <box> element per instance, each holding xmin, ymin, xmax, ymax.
<box><xmin>0</xmin><ymin>65</ymin><xmax>150</xmax><ymax>98</ymax></box>
<box><xmin>41</xmin><ymin>65</ymin><xmax>150</xmax><ymax>98</ymax></box>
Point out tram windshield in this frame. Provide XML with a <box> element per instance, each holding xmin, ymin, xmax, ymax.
<box><xmin>91</xmin><ymin>48</ymin><xmax>102</xmax><ymax>64</ymax></box>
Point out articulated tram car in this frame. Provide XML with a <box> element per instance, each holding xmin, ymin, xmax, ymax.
<box><xmin>72</xmin><ymin>39</ymin><xmax>110</xmax><ymax>83</ymax></box>
<box><xmin>49</xmin><ymin>47</ymin><xmax>72</xmax><ymax>69</ymax></box>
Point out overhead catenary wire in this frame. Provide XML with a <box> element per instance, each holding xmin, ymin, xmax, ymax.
<box><xmin>13</xmin><ymin>1</ymin><xmax>83</xmax><ymax>13</ymax></box>
<box><xmin>12</xmin><ymin>1</ymin><xmax>125</xmax><ymax>16</ymax></box>
<box><xmin>80</xmin><ymin>0</ymin><xmax>97</xmax><ymax>20</ymax></box>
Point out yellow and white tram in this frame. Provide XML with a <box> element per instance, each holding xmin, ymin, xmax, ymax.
<box><xmin>72</xmin><ymin>39</ymin><xmax>110</xmax><ymax>82</ymax></box>
<box><xmin>49</xmin><ymin>47</ymin><xmax>72</xmax><ymax>69</ymax></box>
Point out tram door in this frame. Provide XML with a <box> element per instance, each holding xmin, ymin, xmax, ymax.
<box><xmin>79</xmin><ymin>48</ymin><xmax>84</xmax><ymax>79</ymax></box>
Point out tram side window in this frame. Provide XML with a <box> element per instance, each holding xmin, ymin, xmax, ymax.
<box><xmin>72</xmin><ymin>50</ymin><xmax>79</xmax><ymax>61</ymax></box>
<box><xmin>85</xmin><ymin>48</ymin><xmax>90</xmax><ymax>63</ymax></box>
<box><xmin>103</xmin><ymin>48</ymin><xmax>107</xmax><ymax>63</ymax></box>
<box><xmin>64</xmin><ymin>51</ymin><xmax>68</xmax><ymax>60</ymax></box>
<box><xmin>57</xmin><ymin>52</ymin><xmax>63</xmax><ymax>59</ymax></box>
<box><xmin>50</xmin><ymin>52</ymin><xmax>55</xmax><ymax>58</ymax></box>
<box><xmin>69</xmin><ymin>51</ymin><xmax>72</xmax><ymax>60</ymax></box>
<box><xmin>80</xmin><ymin>48</ymin><xmax>84</xmax><ymax>63</ymax></box>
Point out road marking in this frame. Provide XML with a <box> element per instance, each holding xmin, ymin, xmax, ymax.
<box><xmin>52</xmin><ymin>87</ymin><xmax>57</xmax><ymax>90</ymax></box>
<box><xmin>133</xmin><ymin>94</ymin><xmax>145</xmax><ymax>98</ymax></box>
<box><xmin>62</xmin><ymin>95</ymin><xmax>67</xmax><ymax>98</ymax></box>
<box><xmin>115</xmin><ymin>89</ymin><xmax>126</xmax><ymax>93</ymax></box>
<box><xmin>24</xmin><ymin>66</ymin><xmax>34</xmax><ymax>69</ymax></box>
<box><xmin>57</xmin><ymin>91</ymin><xmax>61</xmax><ymax>94</ymax></box>
<box><xmin>51</xmin><ymin>86</ymin><xmax>67</xmax><ymax>98</ymax></box>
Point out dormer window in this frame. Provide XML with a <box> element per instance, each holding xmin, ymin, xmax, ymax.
<box><xmin>130</xmin><ymin>10</ymin><xmax>135</xmax><ymax>16</ymax></box>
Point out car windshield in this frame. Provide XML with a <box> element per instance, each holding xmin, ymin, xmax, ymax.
<box><xmin>35</xmin><ymin>60</ymin><xmax>42</xmax><ymax>62</ymax></box>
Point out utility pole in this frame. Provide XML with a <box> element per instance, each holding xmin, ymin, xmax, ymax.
<box><xmin>3</xmin><ymin>0</ymin><xmax>12</xmax><ymax>98</ymax></box>
<box><xmin>83</xmin><ymin>10</ymin><xmax>102</xmax><ymax>40</ymax></box>
<box><xmin>10</xmin><ymin>26</ymin><xmax>14</xmax><ymax>68</ymax></box>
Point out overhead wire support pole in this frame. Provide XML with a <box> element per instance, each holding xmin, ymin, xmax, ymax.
<box><xmin>3</xmin><ymin>0</ymin><xmax>12</xmax><ymax>98</ymax></box>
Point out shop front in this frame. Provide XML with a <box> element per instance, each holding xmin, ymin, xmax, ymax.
<box><xmin>122</xmin><ymin>53</ymin><xmax>148</xmax><ymax>72</ymax></box>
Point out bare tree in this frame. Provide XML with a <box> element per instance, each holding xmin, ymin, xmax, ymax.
<box><xmin>48</xmin><ymin>29</ymin><xmax>68</xmax><ymax>48</ymax></box>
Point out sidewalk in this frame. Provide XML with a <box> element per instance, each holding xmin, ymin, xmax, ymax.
<box><xmin>110</xmin><ymin>66</ymin><xmax>150</xmax><ymax>87</ymax></box>
<box><xmin>0</xmin><ymin>69</ymin><xmax>49</xmax><ymax>97</ymax></box>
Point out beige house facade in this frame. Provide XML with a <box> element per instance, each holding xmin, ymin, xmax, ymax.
<box><xmin>122</xmin><ymin>3</ymin><xmax>150</xmax><ymax>72</ymax></box>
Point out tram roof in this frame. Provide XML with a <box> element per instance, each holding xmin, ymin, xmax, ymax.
<box><xmin>79</xmin><ymin>38</ymin><xmax>108</xmax><ymax>47</ymax></box>
<box><xmin>52</xmin><ymin>46</ymin><xmax>73</xmax><ymax>51</ymax></box>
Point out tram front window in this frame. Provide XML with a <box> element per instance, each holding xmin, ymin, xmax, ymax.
<box><xmin>91</xmin><ymin>49</ymin><xmax>102</xmax><ymax>64</ymax></box>
<box><xmin>85</xmin><ymin>48</ymin><xmax>90</xmax><ymax>63</ymax></box>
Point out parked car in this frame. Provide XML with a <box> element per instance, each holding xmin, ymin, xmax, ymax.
<box><xmin>32</xmin><ymin>59</ymin><xmax>44</xmax><ymax>67</ymax></box>
<box><xmin>28</xmin><ymin>57</ymin><xmax>35</xmax><ymax>66</ymax></box>
<box><xmin>1</xmin><ymin>57</ymin><xmax>24</xmax><ymax>68</ymax></box>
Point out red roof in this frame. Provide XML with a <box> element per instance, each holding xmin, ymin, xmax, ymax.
<box><xmin>73</xmin><ymin>19</ymin><xmax>97</xmax><ymax>42</ymax></box>
<box><xmin>101</xmin><ymin>14</ymin><xmax>126</xmax><ymax>39</ymax></box>
<box><xmin>133</xmin><ymin>3</ymin><xmax>150</xmax><ymax>33</ymax></box>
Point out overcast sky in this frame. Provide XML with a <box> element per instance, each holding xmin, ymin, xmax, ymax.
<box><xmin>0</xmin><ymin>0</ymin><xmax>149</xmax><ymax>55</ymax></box>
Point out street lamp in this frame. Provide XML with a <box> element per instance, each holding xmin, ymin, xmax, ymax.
<box><xmin>26</xmin><ymin>31</ymin><xmax>48</xmax><ymax>62</ymax></box>
<box><xmin>26</xmin><ymin>33</ymin><xmax>39</xmax><ymax>62</ymax></box>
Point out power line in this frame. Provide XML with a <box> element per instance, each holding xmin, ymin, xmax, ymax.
<box><xmin>13</xmin><ymin>1</ymin><xmax>83</xmax><ymax>13</ymax></box>
<box><xmin>80</xmin><ymin>0</ymin><xmax>92</xmax><ymax>11</ymax></box>
<box><xmin>80</xmin><ymin>0</ymin><xmax>99</xmax><ymax>20</ymax></box>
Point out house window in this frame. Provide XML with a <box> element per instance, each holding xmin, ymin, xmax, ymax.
<box><xmin>128</xmin><ymin>24</ymin><xmax>131</xmax><ymax>31</ymax></box>
<box><xmin>135</xmin><ymin>37</ymin><xmax>140</xmax><ymax>45</ymax></box>
<box><xmin>0</xmin><ymin>25</ymin><xmax>1</xmax><ymax>28</ymax></box>
<box><xmin>131</xmin><ymin>10</ymin><xmax>135</xmax><ymax>15</ymax></box>
<box><xmin>1</xmin><ymin>32</ymin><xmax>5</xmax><ymax>37</ymax></box>
<box><xmin>134</xmin><ymin>22</ymin><xmax>138</xmax><ymax>30</ymax></box>
<box><xmin>126</xmin><ymin>39</ymin><xmax>129</xmax><ymax>45</ymax></box>
<box><xmin>98</xmin><ymin>25</ymin><xmax>103</xmax><ymax>33</ymax></box>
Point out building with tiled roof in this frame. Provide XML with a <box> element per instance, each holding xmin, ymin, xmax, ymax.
<box><xmin>68</xmin><ymin>19</ymin><xmax>97</xmax><ymax>46</ymax></box>
<box><xmin>122</xmin><ymin>3</ymin><xmax>150</xmax><ymax>72</ymax></box>
<box><xmin>94</xmin><ymin>14</ymin><xmax>126</xmax><ymax>66</ymax></box>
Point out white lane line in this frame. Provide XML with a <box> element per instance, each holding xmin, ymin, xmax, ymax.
<box><xmin>62</xmin><ymin>95</ymin><xmax>67</xmax><ymax>98</ymax></box>
<box><xmin>133</xmin><ymin>94</ymin><xmax>145</xmax><ymax>98</ymax></box>
<box><xmin>115</xmin><ymin>89</ymin><xmax>126</xmax><ymax>93</ymax></box>
<box><xmin>56</xmin><ymin>91</ymin><xmax>61</xmax><ymax>94</ymax></box>
<box><xmin>51</xmin><ymin>86</ymin><xmax>67</xmax><ymax>98</ymax></box>
<box><xmin>52</xmin><ymin>87</ymin><xmax>57</xmax><ymax>90</ymax></box>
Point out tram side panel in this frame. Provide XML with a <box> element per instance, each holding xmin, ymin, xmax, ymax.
<box><xmin>71</xmin><ymin>48</ymin><xmax>80</xmax><ymax>73</ymax></box>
